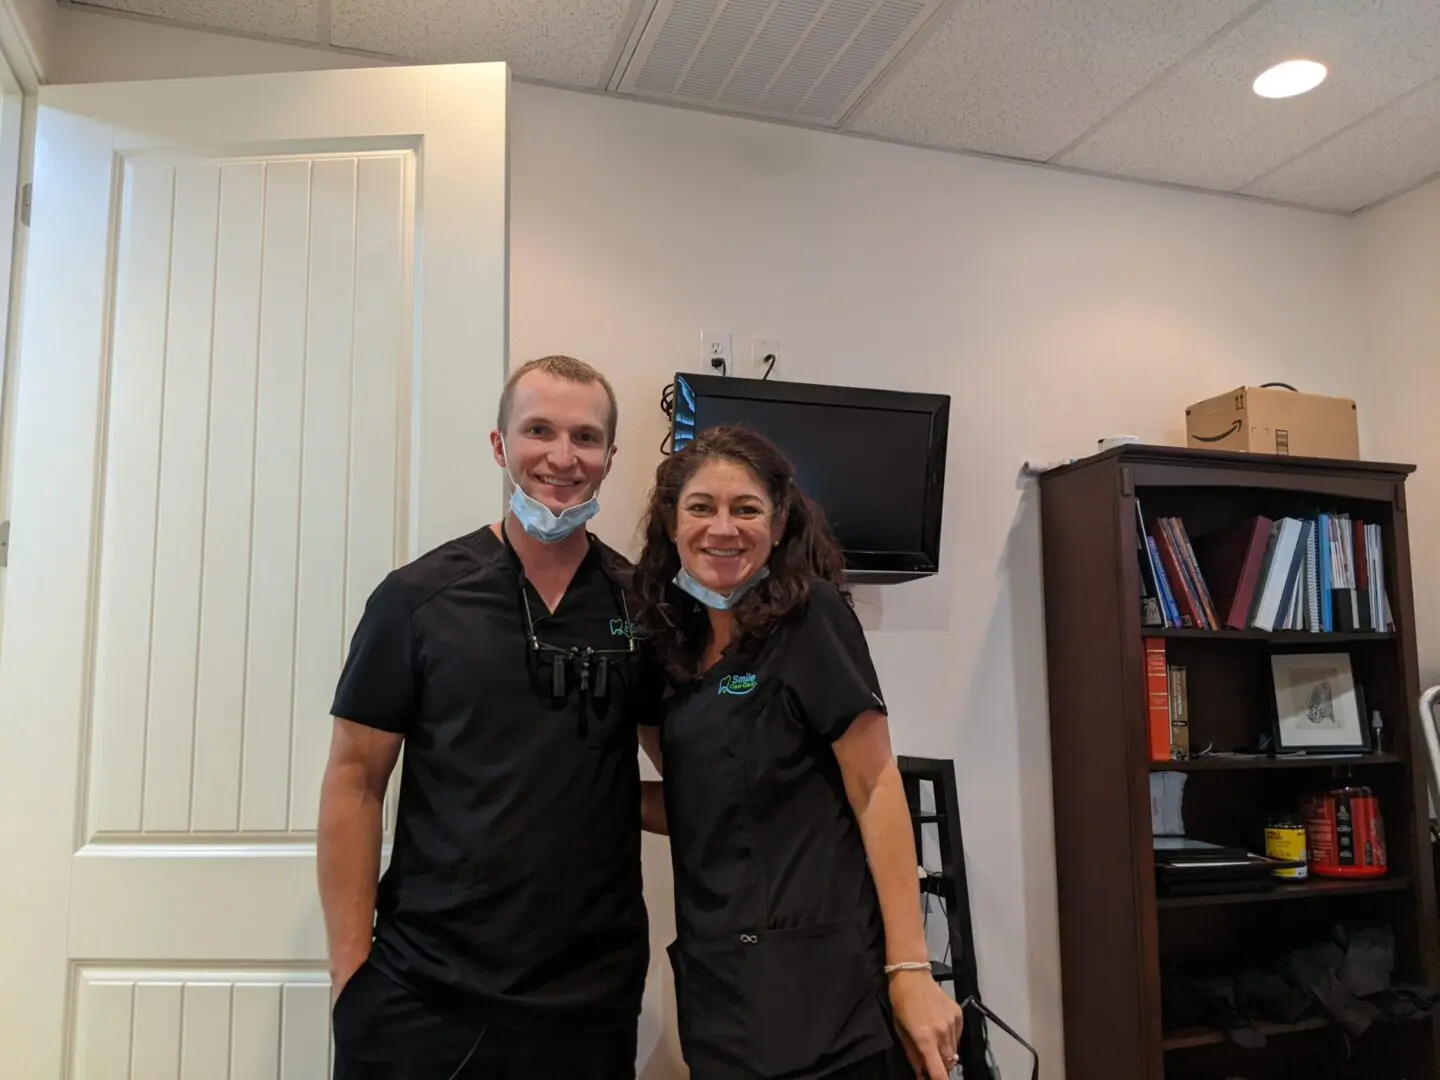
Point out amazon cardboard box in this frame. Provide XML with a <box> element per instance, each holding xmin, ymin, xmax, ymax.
<box><xmin>1185</xmin><ymin>387</ymin><xmax>1359</xmax><ymax>460</ymax></box>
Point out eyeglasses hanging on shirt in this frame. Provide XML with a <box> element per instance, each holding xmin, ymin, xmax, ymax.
<box><xmin>518</xmin><ymin>580</ymin><xmax>635</xmax><ymax>703</ymax></box>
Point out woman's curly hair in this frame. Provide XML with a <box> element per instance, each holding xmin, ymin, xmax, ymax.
<box><xmin>633</xmin><ymin>425</ymin><xmax>849</xmax><ymax>682</ymax></box>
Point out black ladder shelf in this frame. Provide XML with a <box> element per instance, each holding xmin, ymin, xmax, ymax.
<box><xmin>898</xmin><ymin>755</ymin><xmax>994</xmax><ymax>1080</ymax></box>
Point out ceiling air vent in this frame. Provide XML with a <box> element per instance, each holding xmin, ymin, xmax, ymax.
<box><xmin>613</xmin><ymin>0</ymin><xmax>945</xmax><ymax>126</ymax></box>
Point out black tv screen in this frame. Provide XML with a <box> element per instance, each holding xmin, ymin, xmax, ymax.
<box><xmin>671</xmin><ymin>374</ymin><xmax>950</xmax><ymax>582</ymax></box>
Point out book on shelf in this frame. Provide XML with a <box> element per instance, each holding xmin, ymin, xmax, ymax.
<box><xmin>1134</xmin><ymin>501</ymin><xmax>1393</xmax><ymax>634</ymax></box>
<box><xmin>1144</xmin><ymin>638</ymin><xmax>1189</xmax><ymax>761</ymax></box>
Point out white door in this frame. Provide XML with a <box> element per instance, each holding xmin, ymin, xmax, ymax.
<box><xmin>0</xmin><ymin>64</ymin><xmax>509</xmax><ymax>1079</ymax></box>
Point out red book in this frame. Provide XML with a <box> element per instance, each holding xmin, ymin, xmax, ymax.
<box><xmin>1353</xmin><ymin>519</ymin><xmax>1372</xmax><ymax>631</ymax></box>
<box><xmin>1150</xmin><ymin>521</ymin><xmax>1201</xmax><ymax>628</ymax></box>
<box><xmin>1193</xmin><ymin>516</ymin><xmax>1273</xmax><ymax>630</ymax></box>
<box><xmin>1144</xmin><ymin>638</ymin><xmax>1170</xmax><ymax>761</ymax></box>
<box><xmin>1165</xmin><ymin>517</ymin><xmax>1218</xmax><ymax>630</ymax></box>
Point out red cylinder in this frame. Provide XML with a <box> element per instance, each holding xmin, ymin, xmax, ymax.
<box><xmin>1304</xmin><ymin>785</ymin><xmax>1387</xmax><ymax>879</ymax></box>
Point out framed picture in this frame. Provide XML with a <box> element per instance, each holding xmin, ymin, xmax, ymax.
<box><xmin>1270</xmin><ymin>652</ymin><xmax>1368</xmax><ymax>753</ymax></box>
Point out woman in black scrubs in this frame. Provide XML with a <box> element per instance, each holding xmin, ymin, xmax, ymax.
<box><xmin>633</xmin><ymin>426</ymin><xmax>963</xmax><ymax>1080</ymax></box>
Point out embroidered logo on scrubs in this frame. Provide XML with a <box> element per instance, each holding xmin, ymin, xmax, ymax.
<box><xmin>609</xmin><ymin>617</ymin><xmax>637</xmax><ymax>638</ymax></box>
<box><xmin>718</xmin><ymin>673</ymin><xmax>758</xmax><ymax>696</ymax></box>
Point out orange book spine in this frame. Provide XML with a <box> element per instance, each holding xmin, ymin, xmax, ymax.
<box><xmin>1144</xmin><ymin>638</ymin><xmax>1170</xmax><ymax>761</ymax></box>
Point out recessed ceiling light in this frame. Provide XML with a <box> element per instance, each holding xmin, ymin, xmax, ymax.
<box><xmin>1253</xmin><ymin>59</ymin><xmax>1328</xmax><ymax>99</ymax></box>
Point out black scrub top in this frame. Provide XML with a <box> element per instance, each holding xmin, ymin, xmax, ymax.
<box><xmin>330</xmin><ymin>526</ymin><xmax>652</xmax><ymax>1034</ymax></box>
<box><xmin>651</xmin><ymin>579</ymin><xmax>895</xmax><ymax>1079</ymax></box>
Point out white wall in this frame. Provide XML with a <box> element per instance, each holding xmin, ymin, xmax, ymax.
<box><xmin>50</xmin><ymin>16</ymin><xmax>1384</xmax><ymax>1078</ymax></box>
<box><xmin>50</xmin><ymin>5</ymin><xmax>387</xmax><ymax>83</ymax></box>
<box><xmin>1360</xmin><ymin>176</ymin><xmax>1440</xmax><ymax>686</ymax></box>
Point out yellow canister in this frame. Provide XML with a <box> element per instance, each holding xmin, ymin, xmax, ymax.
<box><xmin>1266</xmin><ymin>813</ymin><xmax>1308</xmax><ymax>880</ymax></box>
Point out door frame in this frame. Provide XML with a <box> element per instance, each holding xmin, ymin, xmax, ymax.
<box><xmin>0</xmin><ymin>18</ymin><xmax>30</xmax><ymax>641</ymax></box>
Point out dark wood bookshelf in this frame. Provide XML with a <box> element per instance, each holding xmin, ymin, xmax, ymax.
<box><xmin>1037</xmin><ymin>444</ymin><xmax>1438</xmax><ymax>1080</ymax></box>
<box><xmin>1150</xmin><ymin>752</ymin><xmax>1404</xmax><ymax>771</ymax></box>
<box><xmin>1156</xmin><ymin>875</ymin><xmax>1412</xmax><ymax>909</ymax></box>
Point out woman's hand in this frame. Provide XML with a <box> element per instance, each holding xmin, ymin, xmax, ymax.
<box><xmin>889</xmin><ymin>969</ymin><xmax>964</xmax><ymax>1080</ymax></box>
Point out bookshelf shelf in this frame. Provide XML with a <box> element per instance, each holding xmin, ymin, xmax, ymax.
<box><xmin>1150</xmin><ymin>627</ymin><xmax>1393</xmax><ymax>642</ymax></box>
<box><xmin>1162</xmin><ymin>1016</ymin><xmax>1330</xmax><ymax>1051</ymax></box>
<box><xmin>1149</xmin><ymin>752</ymin><xmax>1404</xmax><ymax>772</ymax></box>
<box><xmin>1157</xmin><ymin>875</ymin><xmax>1412</xmax><ymax>909</ymax></box>
<box><xmin>1037</xmin><ymin>444</ymin><xmax>1438</xmax><ymax>1080</ymax></box>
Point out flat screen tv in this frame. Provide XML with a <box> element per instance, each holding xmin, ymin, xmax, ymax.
<box><xmin>670</xmin><ymin>373</ymin><xmax>950</xmax><ymax>583</ymax></box>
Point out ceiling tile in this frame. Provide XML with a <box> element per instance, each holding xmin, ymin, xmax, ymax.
<box><xmin>614</xmin><ymin>0</ymin><xmax>945</xmax><ymax>126</ymax></box>
<box><xmin>331</xmin><ymin>0</ymin><xmax>637</xmax><ymax>86</ymax></box>
<box><xmin>846</xmin><ymin>0</ymin><xmax>1255</xmax><ymax>160</ymax></box>
<box><xmin>1058</xmin><ymin>0</ymin><xmax>1440</xmax><ymax>192</ymax></box>
<box><xmin>1242</xmin><ymin>76</ymin><xmax>1440</xmax><ymax>212</ymax></box>
<box><xmin>77</xmin><ymin>0</ymin><xmax>319</xmax><ymax>41</ymax></box>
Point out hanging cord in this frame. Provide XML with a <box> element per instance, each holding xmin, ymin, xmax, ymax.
<box><xmin>659</xmin><ymin>380</ymin><xmax>676</xmax><ymax>455</ymax></box>
<box><xmin>446</xmin><ymin>1026</ymin><xmax>487</xmax><ymax>1079</ymax></box>
<box><xmin>958</xmin><ymin>995</ymin><xmax>1038</xmax><ymax>1080</ymax></box>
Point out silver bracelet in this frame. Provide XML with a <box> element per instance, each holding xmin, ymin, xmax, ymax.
<box><xmin>883</xmin><ymin>960</ymin><xmax>932</xmax><ymax>974</ymax></box>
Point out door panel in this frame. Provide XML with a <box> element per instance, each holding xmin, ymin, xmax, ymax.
<box><xmin>92</xmin><ymin>150</ymin><xmax>413</xmax><ymax>843</ymax></box>
<box><xmin>72</xmin><ymin>970</ymin><xmax>330</xmax><ymax>1080</ymax></box>
<box><xmin>0</xmin><ymin>64</ymin><xmax>508</xmax><ymax>1078</ymax></box>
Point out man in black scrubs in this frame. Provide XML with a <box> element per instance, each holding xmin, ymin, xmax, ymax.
<box><xmin>318</xmin><ymin>355</ymin><xmax>652</xmax><ymax>1080</ymax></box>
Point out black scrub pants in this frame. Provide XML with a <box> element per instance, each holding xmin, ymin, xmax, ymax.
<box><xmin>332</xmin><ymin>961</ymin><xmax>637</xmax><ymax>1080</ymax></box>
<box><xmin>821</xmin><ymin>1044</ymin><xmax>914</xmax><ymax>1080</ymax></box>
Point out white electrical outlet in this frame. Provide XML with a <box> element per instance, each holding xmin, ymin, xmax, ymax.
<box><xmin>752</xmin><ymin>337</ymin><xmax>780</xmax><ymax>378</ymax></box>
<box><xmin>700</xmin><ymin>330</ymin><xmax>732</xmax><ymax>376</ymax></box>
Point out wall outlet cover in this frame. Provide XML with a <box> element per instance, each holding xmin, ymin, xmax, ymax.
<box><xmin>700</xmin><ymin>330</ymin><xmax>732</xmax><ymax>375</ymax></box>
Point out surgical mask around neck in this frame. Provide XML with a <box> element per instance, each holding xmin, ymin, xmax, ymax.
<box><xmin>674</xmin><ymin>565</ymin><xmax>769</xmax><ymax>611</ymax></box>
<box><xmin>501</xmin><ymin>437</ymin><xmax>607</xmax><ymax>544</ymax></box>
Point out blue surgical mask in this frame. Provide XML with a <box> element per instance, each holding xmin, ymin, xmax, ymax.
<box><xmin>674</xmin><ymin>565</ymin><xmax>770</xmax><ymax>611</ymax></box>
<box><xmin>501</xmin><ymin>437</ymin><xmax>608</xmax><ymax>544</ymax></box>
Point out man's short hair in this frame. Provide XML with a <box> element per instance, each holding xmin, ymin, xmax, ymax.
<box><xmin>497</xmin><ymin>355</ymin><xmax>619</xmax><ymax>445</ymax></box>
